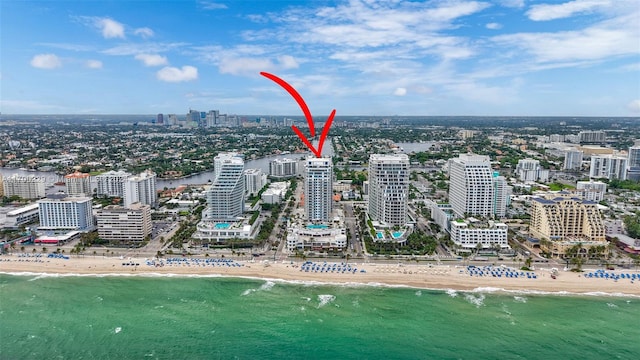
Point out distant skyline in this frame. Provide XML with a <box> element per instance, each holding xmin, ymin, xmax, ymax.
<box><xmin>1</xmin><ymin>0</ymin><xmax>639</xmax><ymax>116</ymax></box>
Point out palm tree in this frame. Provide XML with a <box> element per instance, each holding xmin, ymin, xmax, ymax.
<box><xmin>525</xmin><ymin>257</ymin><xmax>532</xmax><ymax>269</ymax></box>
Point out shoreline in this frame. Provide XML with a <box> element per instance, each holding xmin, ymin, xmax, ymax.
<box><xmin>2</xmin><ymin>255</ymin><xmax>639</xmax><ymax>297</ymax></box>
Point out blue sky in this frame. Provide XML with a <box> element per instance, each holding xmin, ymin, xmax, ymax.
<box><xmin>1</xmin><ymin>0</ymin><xmax>639</xmax><ymax>116</ymax></box>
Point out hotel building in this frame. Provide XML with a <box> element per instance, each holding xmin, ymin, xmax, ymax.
<box><xmin>304</xmin><ymin>157</ymin><xmax>333</xmax><ymax>222</ymax></box>
<box><xmin>529</xmin><ymin>194</ymin><xmax>607</xmax><ymax>258</ymax></box>
<box><xmin>367</xmin><ymin>154</ymin><xmax>409</xmax><ymax>226</ymax></box>
<box><xmin>64</xmin><ymin>171</ymin><xmax>91</xmax><ymax>197</ymax></box>
<box><xmin>96</xmin><ymin>203</ymin><xmax>152</xmax><ymax>244</ymax></box>
<box><xmin>204</xmin><ymin>153</ymin><xmax>245</xmax><ymax>221</ymax></box>
<box><xmin>37</xmin><ymin>196</ymin><xmax>95</xmax><ymax>232</ymax></box>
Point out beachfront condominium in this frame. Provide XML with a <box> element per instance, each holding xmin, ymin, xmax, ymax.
<box><xmin>123</xmin><ymin>170</ymin><xmax>158</xmax><ymax>208</ymax></box>
<box><xmin>244</xmin><ymin>168</ymin><xmax>267</xmax><ymax>197</ymax></box>
<box><xmin>64</xmin><ymin>171</ymin><xmax>91</xmax><ymax>197</ymax></box>
<box><xmin>305</xmin><ymin>157</ymin><xmax>333</xmax><ymax>222</ymax></box>
<box><xmin>492</xmin><ymin>172</ymin><xmax>511</xmax><ymax>218</ymax></box>
<box><xmin>529</xmin><ymin>193</ymin><xmax>606</xmax><ymax>258</ymax></box>
<box><xmin>96</xmin><ymin>203</ymin><xmax>152</xmax><ymax>244</ymax></box>
<box><xmin>589</xmin><ymin>155</ymin><xmax>628</xmax><ymax>180</ymax></box>
<box><xmin>448</xmin><ymin>154</ymin><xmax>493</xmax><ymax>218</ymax></box>
<box><xmin>37</xmin><ymin>195</ymin><xmax>95</xmax><ymax>232</ymax></box>
<box><xmin>95</xmin><ymin>170</ymin><xmax>131</xmax><ymax>197</ymax></box>
<box><xmin>627</xmin><ymin>146</ymin><xmax>640</xmax><ymax>181</ymax></box>
<box><xmin>204</xmin><ymin>153</ymin><xmax>245</xmax><ymax>221</ymax></box>
<box><xmin>563</xmin><ymin>150</ymin><xmax>584</xmax><ymax>171</ymax></box>
<box><xmin>269</xmin><ymin>158</ymin><xmax>299</xmax><ymax>179</ymax></box>
<box><xmin>449</xmin><ymin>219</ymin><xmax>508</xmax><ymax>251</ymax></box>
<box><xmin>515</xmin><ymin>158</ymin><xmax>549</xmax><ymax>182</ymax></box>
<box><xmin>368</xmin><ymin>154</ymin><xmax>410</xmax><ymax>226</ymax></box>
<box><xmin>3</xmin><ymin>174</ymin><xmax>45</xmax><ymax>200</ymax></box>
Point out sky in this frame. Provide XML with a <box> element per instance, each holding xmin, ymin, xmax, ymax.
<box><xmin>1</xmin><ymin>0</ymin><xmax>639</xmax><ymax>116</ymax></box>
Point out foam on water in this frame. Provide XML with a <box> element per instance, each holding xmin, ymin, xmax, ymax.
<box><xmin>446</xmin><ymin>289</ymin><xmax>458</xmax><ymax>298</ymax></box>
<box><xmin>513</xmin><ymin>296</ymin><xmax>527</xmax><ymax>303</ymax></box>
<box><xmin>114</xmin><ymin>327</ymin><xmax>122</xmax><ymax>334</ymax></box>
<box><xmin>241</xmin><ymin>280</ymin><xmax>276</xmax><ymax>296</ymax></box>
<box><xmin>415</xmin><ymin>290</ymin><xmax>422</xmax><ymax>296</ymax></box>
<box><xmin>464</xmin><ymin>293</ymin><xmax>485</xmax><ymax>308</ymax></box>
<box><xmin>317</xmin><ymin>294</ymin><xmax>336</xmax><ymax>308</ymax></box>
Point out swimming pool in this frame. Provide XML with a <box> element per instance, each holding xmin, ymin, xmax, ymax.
<box><xmin>215</xmin><ymin>223</ymin><xmax>231</xmax><ymax>229</ymax></box>
<box><xmin>376</xmin><ymin>232</ymin><xmax>384</xmax><ymax>239</ymax></box>
<box><xmin>307</xmin><ymin>224</ymin><xmax>329</xmax><ymax>229</ymax></box>
<box><xmin>392</xmin><ymin>231</ymin><xmax>403</xmax><ymax>238</ymax></box>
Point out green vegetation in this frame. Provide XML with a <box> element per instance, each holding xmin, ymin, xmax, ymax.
<box><xmin>623</xmin><ymin>212</ymin><xmax>640</xmax><ymax>239</ymax></box>
<box><xmin>548</xmin><ymin>182</ymin><xmax>575</xmax><ymax>191</ymax></box>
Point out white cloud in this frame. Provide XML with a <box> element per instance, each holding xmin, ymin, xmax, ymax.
<box><xmin>135</xmin><ymin>54</ymin><xmax>169</xmax><ymax>66</ymax></box>
<box><xmin>486</xmin><ymin>22</ymin><xmax>502</xmax><ymax>30</ymax></box>
<box><xmin>394</xmin><ymin>87</ymin><xmax>407</xmax><ymax>96</ymax></box>
<box><xmin>492</xmin><ymin>13</ymin><xmax>639</xmax><ymax>63</ymax></box>
<box><xmin>497</xmin><ymin>0</ymin><xmax>525</xmax><ymax>8</ymax></box>
<box><xmin>30</xmin><ymin>54</ymin><xmax>62</xmax><ymax>69</ymax></box>
<box><xmin>96</xmin><ymin>18</ymin><xmax>125</xmax><ymax>38</ymax></box>
<box><xmin>85</xmin><ymin>60</ymin><xmax>103</xmax><ymax>69</ymax></box>
<box><xmin>278</xmin><ymin>55</ymin><xmax>299</xmax><ymax>69</ymax></box>
<box><xmin>156</xmin><ymin>66</ymin><xmax>198</xmax><ymax>82</ymax></box>
<box><xmin>527</xmin><ymin>0</ymin><xmax>611</xmax><ymax>21</ymax></box>
<box><xmin>134</xmin><ymin>27</ymin><xmax>154</xmax><ymax>38</ymax></box>
<box><xmin>219</xmin><ymin>57</ymin><xmax>274</xmax><ymax>75</ymax></box>
<box><xmin>628</xmin><ymin>99</ymin><xmax>640</xmax><ymax>113</ymax></box>
<box><xmin>199</xmin><ymin>1</ymin><xmax>228</xmax><ymax>10</ymax></box>
<box><xmin>103</xmin><ymin>42</ymin><xmax>188</xmax><ymax>56</ymax></box>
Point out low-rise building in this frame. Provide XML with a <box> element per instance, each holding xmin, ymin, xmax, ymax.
<box><xmin>449</xmin><ymin>218</ymin><xmax>509</xmax><ymax>251</ymax></box>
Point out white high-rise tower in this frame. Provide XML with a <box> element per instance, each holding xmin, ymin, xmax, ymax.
<box><xmin>448</xmin><ymin>154</ymin><xmax>494</xmax><ymax>218</ymax></box>
<box><xmin>205</xmin><ymin>153</ymin><xmax>245</xmax><ymax>221</ymax></box>
<box><xmin>368</xmin><ymin>154</ymin><xmax>410</xmax><ymax>226</ymax></box>
<box><xmin>123</xmin><ymin>170</ymin><xmax>157</xmax><ymax>208</ymax></box>
<box><xmin>304</xmin><ymin>157</ymin><xmax>333</xmax><ymax>222</ymax></box>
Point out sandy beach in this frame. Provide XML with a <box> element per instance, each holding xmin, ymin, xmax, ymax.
<box><xmin>2</xmin><ymin>254</ymin><xmax>639</xmax><ymax>296</ymax></box>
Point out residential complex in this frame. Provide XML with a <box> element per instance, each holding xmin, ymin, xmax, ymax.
<box><xmin>492</xmin><ymin>172</ymin><xmax>511</xmax><ymax>218</ymax></box>
<box><xmin>575</xmin><ymin>181</ymin><xmax>607</xmax><ymax>202</ymax></box>
<box><xmin>2</xmin><ymin>174</ymin><xmax>45</xmax><ymax>200</ymax></box>
<box><xmin>563</xmin><ymin>150</ymin><xmax>584</xmax><ymax>171</ymax></box>
<box><xmin>448</xmin><ymin>154</ymin><xmax>493</xmax><ymax>218</ymax></box>
<box><xmin>244</xmin><ymin>168</ymin><xmax>267</xmax><ymax>197</ymax></box>
<box><xmin>96</xmin><ymin>203</ymin><xmax>152</xmax><ymax>244</ymax></box>
<box><xmin>515</xmin><ymin>159</ymin><xmax>549</xmax><ymax>182</ymax></box>
<box><xmin>37</xmin><ymin>195</ymin><xmax>95</xmax><ymax>232</ymax></box>
<box><xmin>367</xmin><ymin>154</ymin><xmax>409</xmax><ymax>226</ymax></box>
<box><xmin>269</xmin><ymin>158</ymin><xmax>299</xmax><ymax>179</ymax></box>
<box><xmin>529</xmin><ymin>194</ymin><xmax>607</xmax><ymax>258</ymax></box>
<box><xmin>123</xmin><ymin>170</ymin><xmax>158</xmax><ymax>208</ymax></box>
<box><xmin>304</xmin><ymin>157</ymin><xmax>333</xmax><ymax>222</ymax></box>
<box><xmin>590</xmin><ymin>155</ymin><xmax>627</xmax><ymax>180</ymax></box>
<box><xmin>64</xmin><ymin>171</ymin><xmax>91</xmax><ymax>197</ymax></box>
<box><xmin>627</xmin><ymin>146</ymin><xmax>640</xmax><ymax>181</ymax></box>
<box><xmin>95</xmin><ymin>170</ymin><xmax>131</xmax><ymax>197</ymax></box>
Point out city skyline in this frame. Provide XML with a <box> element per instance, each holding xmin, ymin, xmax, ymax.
<box><xmin>1</xmin><ymin>0</ymin><xmax>639</xmax><ymax>116</ymax></box>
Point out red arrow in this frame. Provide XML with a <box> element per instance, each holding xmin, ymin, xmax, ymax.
<box><xmin>260</xmin><ymin>72</ymin><xmax>335</xmax><ymax>158</ymax></box>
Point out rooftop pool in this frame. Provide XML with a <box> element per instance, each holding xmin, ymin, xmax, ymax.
<box><xmin>215</xmin><ymin>223</ymin><xmax>231</xmax><ymax>229</ymax></box>
<box><xmin>307</xmin><ymin>224</ymin><xmax>329</xmax><ymax>229</ymax></box>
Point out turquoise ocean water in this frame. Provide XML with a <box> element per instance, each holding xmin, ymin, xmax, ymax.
<box><xmin>1</xmin><ymin>273</ymin><xmax>639</xmax><ymax>359</ymax></box>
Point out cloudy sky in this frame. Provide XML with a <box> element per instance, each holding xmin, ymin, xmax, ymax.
<box><xmin>1</xmin><ymin>0</ymin><xmax>639</xmax><ymax>116</ymax></box>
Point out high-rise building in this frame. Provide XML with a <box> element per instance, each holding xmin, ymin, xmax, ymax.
<box><xmin>95</xmin><ymin>170</ymin><xmax>131</xmax><ymax>197</ymax></box>
<box><xmin>563</xmin><ymin>150</ymin><xmax>584</xmax><ymax>171</ymax></box>
<box><xmin>37</xmin><ymin>195</ymin><xmax>95</xmax><ymax>232</ymax></box>
<box><xmin>529</xmin><ymin>194</ymin><xmax>606</xmax><ymax>258</ymax></box>
<box><xmin>368</xmin><ymin>154</ymin><xmax>409</xmax><ymax>226</ymax></box>
<box><xmin>206</xmin><ymin>110</ymin><xmax>219</xmax><ymax>127</ymax></box>
<box><xmin>96</xmin><ymin>203</ymin><xmax>152</xmax><ymax>244</ymax></box>
<box><xmin>123</xmin><ymin>170</ymin><xmax>157</xmax><ymax>208</ymax></box>
<box><xmin>304</xmin><ymin>157</ymin><xmax>333</xmax><ymax>222</ymax></box>
<box><xmin>589</xmin><ymin>155</ymin><xmax>627</xmax><ymax>180</ymax></box>
<box><xmin>627</xmin><ymin>146</ymin><xmax>640</xmax><ymax>181</ymax></box>
<box><xmin>156</xmin><ymin>113</ymin><xmax>164</xmax><ymax>125</ymax></box>
<box><xmin>448</xmin><ymin>154</ymin><xmax>493</xmax><ymax>218</ymax></box>
<box><xmin>3</xmin><ymin>174</ymin><xmax>45</xmax><ymax>200</ymax></box>
<box><xmin>64</xmin><ymin>171</ymin><xmax>91</xmax><ymax>197</ymax></box>
<box><xmin>269</xmin><ymin>158</ymin><xmax>299</xmax><ymax>179</ymax></box>
<box><xmin>0</xmin><ymin>174</ymin><xmax>4</xmax><ymax>198</ymax></box>
<box><xmin>576</xmin><ymin>181</ymin><xmax>607</xmax><ymax>202</ymax></box>
<box><xmin>492</xmin><ymin>172</ymin><xmax>511</xmax><ymax>218</ymax></box>
<box><xmin>578</xmin><ymin>130</ymin><xmax>606</xmax><ymax>144</ymax></box>
<box><xmin>243</xmin><ymin>168</ymin><xmax>267</xmax><ymax>197</ymax></box>
<box><xmin>204</xmin><ymin>153</ymin><xmax>245</xmax><ymax>221</ymax></box>
<box><xmin>167</xmin><ymin>114</ymin><xmax>178</xmax><ymax>126</ymax></box>
<box><xmin>515</xmin><ymin>159</ymin><xmax>549</xmax><ymax>182</ymax></box>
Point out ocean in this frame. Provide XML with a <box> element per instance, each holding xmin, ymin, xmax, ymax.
<box><xmin>1</xmin><ymin>274</ymin><xmax>638</xmax><ymax>359</ymax></box>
